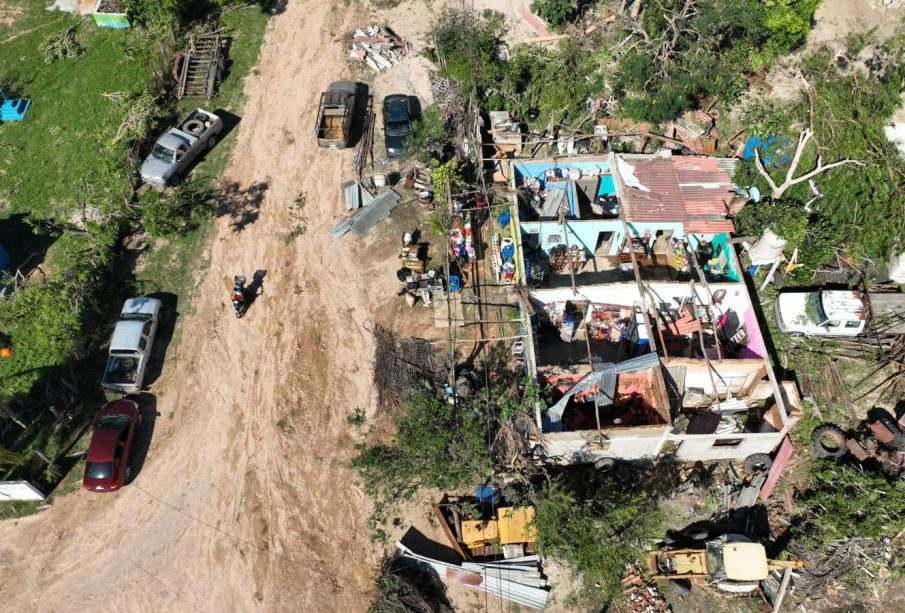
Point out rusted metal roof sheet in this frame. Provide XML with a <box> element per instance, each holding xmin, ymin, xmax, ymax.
<box><xmin>619</xmin><ymin>155</ymin><xmax>736</xmax><ymax>231</ymax></box>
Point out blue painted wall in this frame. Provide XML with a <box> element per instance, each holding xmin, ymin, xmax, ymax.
<box><xmin>522</xmin><ymin>220</ymin><xmax>686</xmax><ymax>257</ymax></box>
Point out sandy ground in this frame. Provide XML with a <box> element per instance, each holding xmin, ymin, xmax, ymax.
<box><xmin>0</xmin><ymin>1</ymin><xmax>542</xmax><ymax>611</ymax></box>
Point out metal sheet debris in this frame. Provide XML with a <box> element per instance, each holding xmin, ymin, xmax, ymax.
<box><xmin>396</xmin><ymin>541</ymin><xmax>550</xmax><ymax>610</ymax></box>
<box><xmin>329</xmin><ymin>189</ymin><xmax>401</xmax><ymax>239</ymax></box>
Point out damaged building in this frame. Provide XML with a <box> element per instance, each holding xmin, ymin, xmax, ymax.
<box><xmin>508</xmin><ymin>151</ymin><xmax>800</xmax><ymax>465</ymax></box>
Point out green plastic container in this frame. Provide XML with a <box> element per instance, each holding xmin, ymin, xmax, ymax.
<box><xmin>93</xmin><ymin>1</ymin><xmax>129</xmax><ymax>28</ymax></box>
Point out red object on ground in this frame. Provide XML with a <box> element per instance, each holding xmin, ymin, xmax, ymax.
<box><xmin>0</xmin><ymin>346</ymin><xmax>11</xmax><ymax>358</ymax></box>
<box><xmin>760</xmin><ymin>436</ymin><xmax>794</xmax><ymax>502</ymax></box>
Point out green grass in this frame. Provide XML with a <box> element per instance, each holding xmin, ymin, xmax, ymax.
<box><xmin>176</xmin><ymin>4</ymin><xmax>272</xmax><ymax>180</ymax></box>
<box><xmin>136</xmin><ymin>220</ymin><xmax>212</xmax><ymax>321</ymax></box>
<box><xmin>0</xmin><ymin>4</ymin><xmax>156</xmax><ymax>219</ymax></box>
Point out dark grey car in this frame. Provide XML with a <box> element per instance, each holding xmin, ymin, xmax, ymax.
<box><xmin>383</xmin><ymin>94</ymin><xmax>414</xmax><ymax>158</ymax></box>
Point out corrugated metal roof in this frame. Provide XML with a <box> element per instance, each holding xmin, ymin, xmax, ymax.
<box><xmin>619</xmin><ymin>155</ymin><xmax>736</xmax><ymax>232</ymax></box>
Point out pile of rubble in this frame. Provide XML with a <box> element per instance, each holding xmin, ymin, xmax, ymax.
<box><xmin>349</xmin><ymin>25</ymin><xmax>408</xmax><ymax>72</ymax></box>
<box><xmin>621</xmin><ymin>565</ymin><xmax>671</xmax><ymax>612</ymax></box>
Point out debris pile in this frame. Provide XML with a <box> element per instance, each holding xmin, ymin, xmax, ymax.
<box><xmin>372</xmin><ymin>324</ymin><xmax>441</xmax><ymax>409</ymax></box>
<box><xmin>432</xmin><ymin>76</ymin><xmax>466</xmax><ymax>125</ymax></box>
<box><xmin>396</xmin><ymin>542</ymin><xmax>549</xmax><ymax>610</ymax></box>
<box><xmin>349</xmin><ymin>25</ymin><xmax>408</xmax><ymax>72</ymax></box>
<box><xmin>329</xmin><ymin>189</ymin><xmax>401</xmax><ymax>239</ymax></box>
<box><xmin>492</xmin><ymin>414</ymin><xmax>540</xmax><ymax>470</ymax></box>
<box><xmin>621</xmin><ymin>565</ymin><xmax>672</xmax><ymax>612</ymax></box>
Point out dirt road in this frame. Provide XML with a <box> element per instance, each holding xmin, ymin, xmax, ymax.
<box><xmin>0</xmin><ymin>0</ymin><xmax>541</xmax><ymax>610</ymax></box>
<box><xmin>0</xmin><ymin>1</ymin><xmax>381</xmax><ymax>610</ymax></box>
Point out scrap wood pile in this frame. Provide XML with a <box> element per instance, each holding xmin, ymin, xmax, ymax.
<box><xmin>792</xmin><ymin>537</ymin><xmax>887</xmax><ymax>599</ymax></box>
<box><xmin>373</xmin><ymin>324</ymin><xmax>442</xmax><ymax>409</ymax></box>
<box><xmin>432</xmin><ymin>76</ymin><xmax>466</xmax><ymax>126</ymax></box>
<box><xmin>621</xmin><ymin>565</ymin><xmax>671</xmax><ymax>612</ymax></box>
<box><xmin>349</xmin><ymin>25</ymin><xmax>409</xmax><ymax>72</ymax></box>
<box><xmin>663</xmin><ymin>110</ymin><xmax>720</xmax><ymax>154</ymax></box>
<box><xmin>492</xmin><ymin>414</ymin><xmax>540</xmax><ymax>470</ymax></box>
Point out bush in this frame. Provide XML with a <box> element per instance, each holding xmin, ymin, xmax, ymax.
<box><xmin>613</xmin><ymin>0</ymin><xmax>818</xmax><ymax>122</ymax></box>
<box><xmin>534</xmin><ymin>479</ymin><xmax>664</xmax><ymax>604</ymax></box>
<box><xmin>530</xmin><ymin>0</ymin><xmax>580</xmax><ymax>28</ymax></box>
<box><xmin>432</xmin><ymin>9</ymin><xmax>505</xmax><ymax>96</ymax></box>
<box><xmin>352</xmin><ymin>392</ymin><xmax>492</xmax><ymax>529</ymax></box>
<box><xmin>0</xmin><ymin>281</ymin><xmax>81</xmax><ymax>400</ymax></box>
<box><xmin>369</xmin><ymin>553</ymin><xmax>452</xmax><ymax>613</ymax></box>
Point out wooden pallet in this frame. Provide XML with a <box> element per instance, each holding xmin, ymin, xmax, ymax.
<box><xmin>176</xmin><ymin>33</ymin><xmax>225</xmax><ymax>99</ymax></box>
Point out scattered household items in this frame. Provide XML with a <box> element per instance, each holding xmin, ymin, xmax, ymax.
<box><xmin>340</xmin><ymin>180</ymin><xmax>375</xmax><ymax>210</ymax></box>
<box><xmin>232</xmin><ymin>275</ymin><xmax>248</xmax><ymax>319</ymax></box>
<box><xmin>398</xmin><ymin>269</ymin><xmax>445</xmax><ymax>306</ymax></box>
<box><xmin>647</xmin><ymin>534</ymin><xmax>803</xmax><ymax>594</ymax></box>
<box><xmin>330</xmin><ymin>188</ymin><xmax>401</xmax><ymax>239</ymax></box>
<box><xmin>811</xmin><ymin>408</ymin><xmax>905</xmax><ymax>476</ymax></box>
<box><xmin>0</xmin><ymin>92</ymin><xmax>31</xmax><ymax>122</ymax></box>
<box><xmin>102</xmin><ymin>297</ymin><xmax>162</xmax><ymax>393</ymax></box>
<box><xmin>92</xmin><ymin>0</ymin><xmax>129</xmax><ymax>28</ymax></box>
<box><xmin>492</xmin><ymin>234</ymin><xmax>517</xmax><ymax>285</ymax></box>
<box><xmin>774</xmin><ymin>287</ymin><xmax>905</xmax><ymax>337</ymax></box>
<box><xmin>173</xmin><ymin>32</ymin><xmax>225</xmax><ymax>99</ymax></box>
<box><xmin>398</xmin><ymin>240</ymin><xmax>425</xmax><ymax>273</ymax></box>
<box><xmin>396</xmin><ymin>541</ymin><xmax>548</xmax><ymax>610</ymax></box>
<box><xmin>349</xmin><ymin>25</ymin><xmax>409</xmax><ymax>72</ymax></box>
<box><xmin>620</xmin><ymin>564</ymin><xmax>671</xmax><ymax>612</ymax></box>
<box><xmin>140</xmin><ymin>108</ymin><xmax>223</xmax><ymax>187</ymax></box>
<box><xmin>316</xmin><ymin>81</ymin><xmax>360</xmax><ymax>149</ymax></box>
<box><xmin>383</xmin><ymin>94</ymin><xmax>415</xmax><ymax>158</ymax></box>
<box><xmin>83</xmin><ymin>399</ymin><xmax>141</xmax><ymax>492</ymax></box>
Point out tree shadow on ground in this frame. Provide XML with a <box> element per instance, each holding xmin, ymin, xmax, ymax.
<box><xmin>217</xmin><ymin>180</ymin><xmax>269</xmax><ymax>232</ymax></box>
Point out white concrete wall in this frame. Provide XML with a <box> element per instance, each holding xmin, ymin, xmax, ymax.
<box><xmin>541</xmin><ymin>427</ymin><xmax>667</xmax><ymax>463</ymax></box>
<box><xmin>670</xmin><ymin>432</ymin><xmax>786</xmax><ymax>462</ymax></box>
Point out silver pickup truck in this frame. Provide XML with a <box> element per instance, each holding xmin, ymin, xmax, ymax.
<box><xmin>140</xmin><ymin>108</ymin><xmax>223</xmax><ymax>187</ymax></box>
<box><xmin>101</xmin><ymin>297</ymin><xmax>162</xmax><ymax>394</ymax></box>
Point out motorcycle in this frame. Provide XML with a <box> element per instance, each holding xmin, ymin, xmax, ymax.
<box><xmin>232</xmin><ymin>275</ymin><xmax>248</xmax><ymax>318</ymax></box>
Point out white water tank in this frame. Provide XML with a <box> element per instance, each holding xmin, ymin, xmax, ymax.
<box><xmin>748</xmin><ymin>228</ymin><xmax>787</xmax><ymax>265</ymax></box>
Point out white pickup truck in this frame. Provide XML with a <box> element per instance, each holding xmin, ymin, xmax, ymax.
<box><xmin>101</xmin><ymin>297</ymin><xmax>162</xmax><ymax>393</ymax></box>
<box><xmin>775</xmin><ymin>288</ymin><xmax>905</xmax><ymax>337</ymax></box>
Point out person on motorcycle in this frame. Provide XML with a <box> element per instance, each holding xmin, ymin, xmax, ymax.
<box><xmin>232</xmin><ymin>275</ymin><xmax>247</xmax><ymax>318</ymax></box>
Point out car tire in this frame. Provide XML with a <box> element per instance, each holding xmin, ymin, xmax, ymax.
<box><xmin>744</xmin><ymin>453</ymin><xmax>773</xmax><ymax>474</ymax></box>
<box><xmin>207</xmin><ymin>136</ymin><xmax>217</xmax><ymax>149</ymax></box>
<box><xmin>169</xmin><ymin>173</ymin><xmax>182</xmax><ymax>187</ymax></box>
<box><xmin>811</xmin><ymin>424</ymin><xmax>847</xmax><ymax>459</ymax></box>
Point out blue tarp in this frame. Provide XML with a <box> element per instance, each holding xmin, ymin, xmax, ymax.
<box><xmin>742</xmin><ymin>136</ymin><xmax>789</xmax><ymax>168</ymax></box>
<box><xmin>0</xmin><ymin>244</ymin><xmax>9</xmax><ymax>270</ymax></box>
<box><xmin>1</xmin><ymin>99</ymin><xmax>31</xmax><ymax>121</ymax></box>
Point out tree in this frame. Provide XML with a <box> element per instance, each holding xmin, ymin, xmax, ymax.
<box><xmin>753</xmin><ymin>128</ymin><xmax>864</xmax><ymax>199</ymax></box>
<box><xmin>531</xmin><ymin>0</ymin><xmax>580</xmax><ymax>28</ymax></box>
<box><xmin>0</xmin><ymin>281</ymin><xmax>81</xmax><ymax>400</ymax></box>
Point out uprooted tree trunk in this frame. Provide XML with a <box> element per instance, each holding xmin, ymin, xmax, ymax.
<box><xmin>754</xmin><ymin>128</ymin><xmax>865</xmax><ymax>199</ymax></box>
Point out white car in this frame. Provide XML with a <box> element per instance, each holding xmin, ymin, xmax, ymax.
<box><xmin>774</xmin><ymin>289</ymin><xmax>867</xmax><ymax>337</ymax></box>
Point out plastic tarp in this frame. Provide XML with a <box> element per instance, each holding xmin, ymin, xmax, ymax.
<box><xmin>543</xmin><ymin>352</ymin><xmax>661</xmax><ymax>431</ymax></box>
